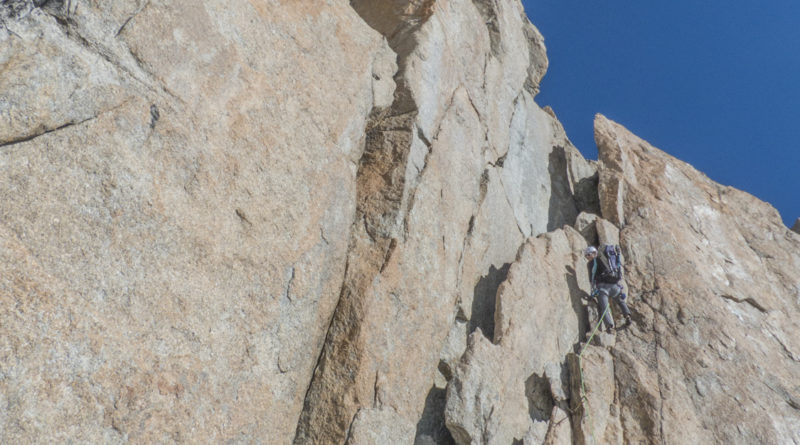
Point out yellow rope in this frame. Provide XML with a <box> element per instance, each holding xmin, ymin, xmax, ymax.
<box><xmin>577</xmin><ymin>301</ymin><xmax>612</xmax><ymax>445</ymax></box>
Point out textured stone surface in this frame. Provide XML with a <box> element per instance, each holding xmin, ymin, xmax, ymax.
<box><xmin>595</xmin><ymin>114</ymin><xmax>800</xmax><ymax>445</ymax></box>
<box><xmin>1</xmin><ymin>1</ymin><xmax>392</xmax><ymax>443</ymax></box>
<box><xmin>574</xmin><ymin>211</ymin><xmax>598</xmax><ymax>245</ymax></box>
<box><xmin>567</xmin><ymin>347</ymin><xmax>623</xmax><ymax>445</ymax></box>
<box><xmin>345</xmin><ymin>407</ymin><xmax>416</xmax><ymax>445</ymax></box>
<box><xmin>445</xmin><ymin>332</ymin><xmax>530</xmax><ymax>445</ymax></box>
<box><xmin>540</xmin><ymin>406</ymin><xmax>572</xmax><ymax>445</ymax></box>
<box><xmin>445</xmin><ymin>227</ymin><xmax>590</xmax><ymax>445</ymax></box>
<box><xmin>4</xmin><ymin>1</ymin><xmax>800</xmax><ymax>444</ymax></box>
<box><xmin>543</xmin><ymin>106</ymin><xmax>600</xmax><ymax>217</ymax></box>
<box><xmin>293</xmin><ymin>1</ymin><xmax>592</xmax><ymax>443</ymax></box>
<box><xmin>792</xmin><ymin>217</ymin><xmax>800</xmax><ymax>234</ymax></box>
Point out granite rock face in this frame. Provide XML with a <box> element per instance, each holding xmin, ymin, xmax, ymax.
<box><xmin>293</xmin><ymin>1</ymin><xmax>592</xmax><ymax>443</ymax></box>
<box><xmin>1</xmin><ymin>0</ymin><xmax>589</xmax><ymax>443</ymax></box>
<box><xmin>445</xmin><ymin>227</ymin><xmax>590</xmax><ymax>445</ymax></box>
<box><xmin>3</xmin><ymin>1</ymin><xmax>800</xmax><ymax>444</ymax></box>
<box><xmin>592</xmin><ymin>114</ymin><xmax>800</xmax><ymax>445</ymax></box>
<box><xmin>1</xmin><ymin>1</ymin><xmax>394</xmax><ymax>443</ymax></box>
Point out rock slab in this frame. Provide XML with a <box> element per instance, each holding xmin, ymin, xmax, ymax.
<box><xmin>594</xmin><ymin>114</ymin><xmax>800</xmax><ymax>445</ymax></box>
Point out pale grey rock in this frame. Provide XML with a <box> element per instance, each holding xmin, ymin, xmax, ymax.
<box><xmin>437</xmin><ymin>318</ymin><xmax>470</xmax><ymax>387</ymax></box>
<box><xmin>567</xmin><ymin>346</ymin><xmax>623</xmax><ymax>445</ymax></box>
<box><xmin>493</xmin><ymin>227</ymin><xmax>590</xmax><ymax>364</ymax></box>
<box><xmin>521</xmin><ymin>16</ymin><xmax>548</xmax><ymax>95</ymax></box>
<box><xmin>457</xmin><ymin>166</ymin><xmax>521</xmax><ymax>328</ymax></box>
<box><xmin>539</xmin><ymin>406</ymin><xmax>572</xmax><ymax>445</ymax></box>
<box><xmin>543</xmin><ymin>362</ymin><xmax>568</xmax><ymax>405</ymax></box>
<box><xmin>595</xmin><ymin>217</ymin><xmax>620</xmax><ymax>246</ymax></box>
<box><xmin>371</xmin><ymin>39</ymin><xmax>399</xmax><ymax>111</ymax></box>
<box><xmin>1</xmin><ymin>7</ymin><xmax>129</xmax><ymax>145</ymax></box>
<box><xmin>445</xmin><ymin>227</ymin><xmax>591</xmax><ymax>445</ymax></box>
<box><xmin>502</xmin><ymin>95</ymin><xmax>581</xmax><ymax>236</ymax></box>
<box><xmin>445</xmin><ymin>332</ymin><xmax>530</xmax><ymax>445</ymax></box>
<box><xmin>0</xmin><ymin>0</ymin><xmax>33</xmax><ymax>22</ymax></box>
<box><xmin>574</xmin><ymin>211</ymin><xmax>599</xmax><ymax>245</ymax></box>
<box><xmin>473</xmin><ymin>0</ymin><xmax>548</xmax><ymax>161</ymax></box>
<box><xmin>345</xmin><ymin>408</ymin><xmax>416</xmax><ymax>445</ymax></box>
<box><xmin>592</xmin><ymin>331</ymin><xmax>616</xmax><ymax>349</ymax></box>
<box><xmin>544</xmin><ymin>106</ymin><xmax>601</xmax><ymax>215</ymax></box>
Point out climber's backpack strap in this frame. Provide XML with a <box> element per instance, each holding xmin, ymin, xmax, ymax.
<box><xmin>599</xmin><ymin>244</ymin><xmax>622</xmax><ymax>284</ymax></box>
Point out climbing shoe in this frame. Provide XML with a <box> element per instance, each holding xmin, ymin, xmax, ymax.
<box><xmin>624</xmin><ymin>314</ymin><xmax>632</xmax><ymax>327</ymax></box>
<box><xmin>606</xmin><ymin>325</ymin><xmax>615</xmax><ymax>334</ymax></box>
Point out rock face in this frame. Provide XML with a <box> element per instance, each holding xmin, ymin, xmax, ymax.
<box><xmin>792</xmin><ymin>217</ymin><xmax>800</xmax><ymax>234</ymax></box>
<box><xmin>2</xmin><ymin>1</ymin><xmax>394</xmax><ymax>443</ymax></box>
<box><xmin>2</xmin><ymin>1</ymin><xmax>799</xmax><ymax>445</ymax></box>
<box><xmin>1</xmin><ymin>0</ymin><xmax>590</xmax><ymax>443</ymax></box>
<box><xmin>445</xmin><ymin>227</ymin><xmax>589</xmax><ymax>445</ymax></box>
<box><xmin>292</xmin><ymin>1</ymin><xmax>593</xmax><ymax>443</ymax></box>
<box><xmin>592</xmin><ymin>114</ymin><xmax>800</xmax><ymax>444</ymax></box>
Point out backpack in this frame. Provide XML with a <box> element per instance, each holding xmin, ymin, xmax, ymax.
<box><xmin>597</xmin><ymin>244</ymin><xmax>623</xmax><ymax>283</ymax></box>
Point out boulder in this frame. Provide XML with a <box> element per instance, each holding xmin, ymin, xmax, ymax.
<box><xmin>574</xmin><ymin>212</ymin><xmax>599</xmax><ymax>245</ymax></box>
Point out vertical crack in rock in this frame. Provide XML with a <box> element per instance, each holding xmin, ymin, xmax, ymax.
<box><xmin>470</xmin><ymin>0</ymin><xmax>501</xmax><ymax>57</ymax></box>
<box><xmin>293</xmin><ymin>3</ymin><xmax>434</xmax><ymax>444</ymax></box>
<box><xmin>402</xmin><ymin>126</ymin><xmax>434</xmax><ymax>238</ymax></box>
<box><xmin>454</xmin><ymin>169</ymin><xmax>489</xmax><ymax>299</ymax></box>
<box><xmin>654</xmin><ymin>308</ymin><xmax>667</xmax><ymax>445</ymax></box>
<box><xmin>495</xmin><ymin>173</ymin><xmax>527</xmax><ymax>238</ymax></box>
<box><xmin>547</xmin><ymin>145</ymin><xmax>580</xmax><ymax>231</ymax></box>
<box><xmin>469</xmin><ymin>263</ymin><xmax>509</xmax><ymax>341</ymax></box>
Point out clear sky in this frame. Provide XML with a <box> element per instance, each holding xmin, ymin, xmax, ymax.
<box><xmin>523</xmin><ymin>1</ymin><xmax>800</xmax><ymax>227</ymax></box>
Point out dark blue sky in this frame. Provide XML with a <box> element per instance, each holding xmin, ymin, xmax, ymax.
<box><xmin>523</xmin><ymin>1</ymin><xmax>799</xmax><ymax>226</ymax></box>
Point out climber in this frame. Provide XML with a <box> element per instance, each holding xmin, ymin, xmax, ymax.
<box><xmin>584</xmin><ymin>246</ymin><xmax>632</xmax><ymax>333</ymax></box>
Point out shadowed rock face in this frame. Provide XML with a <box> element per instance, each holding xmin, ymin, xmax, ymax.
<box><xmin>2</xmin><ymin>1</ymin><xmax>799</xmax><ymax>445</ymax></box>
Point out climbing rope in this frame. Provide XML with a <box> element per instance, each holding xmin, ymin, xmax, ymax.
<box><xmin>577</xmin><ymin>300</ymin><xmax>611</xmax><ymax>445</ymax></box>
